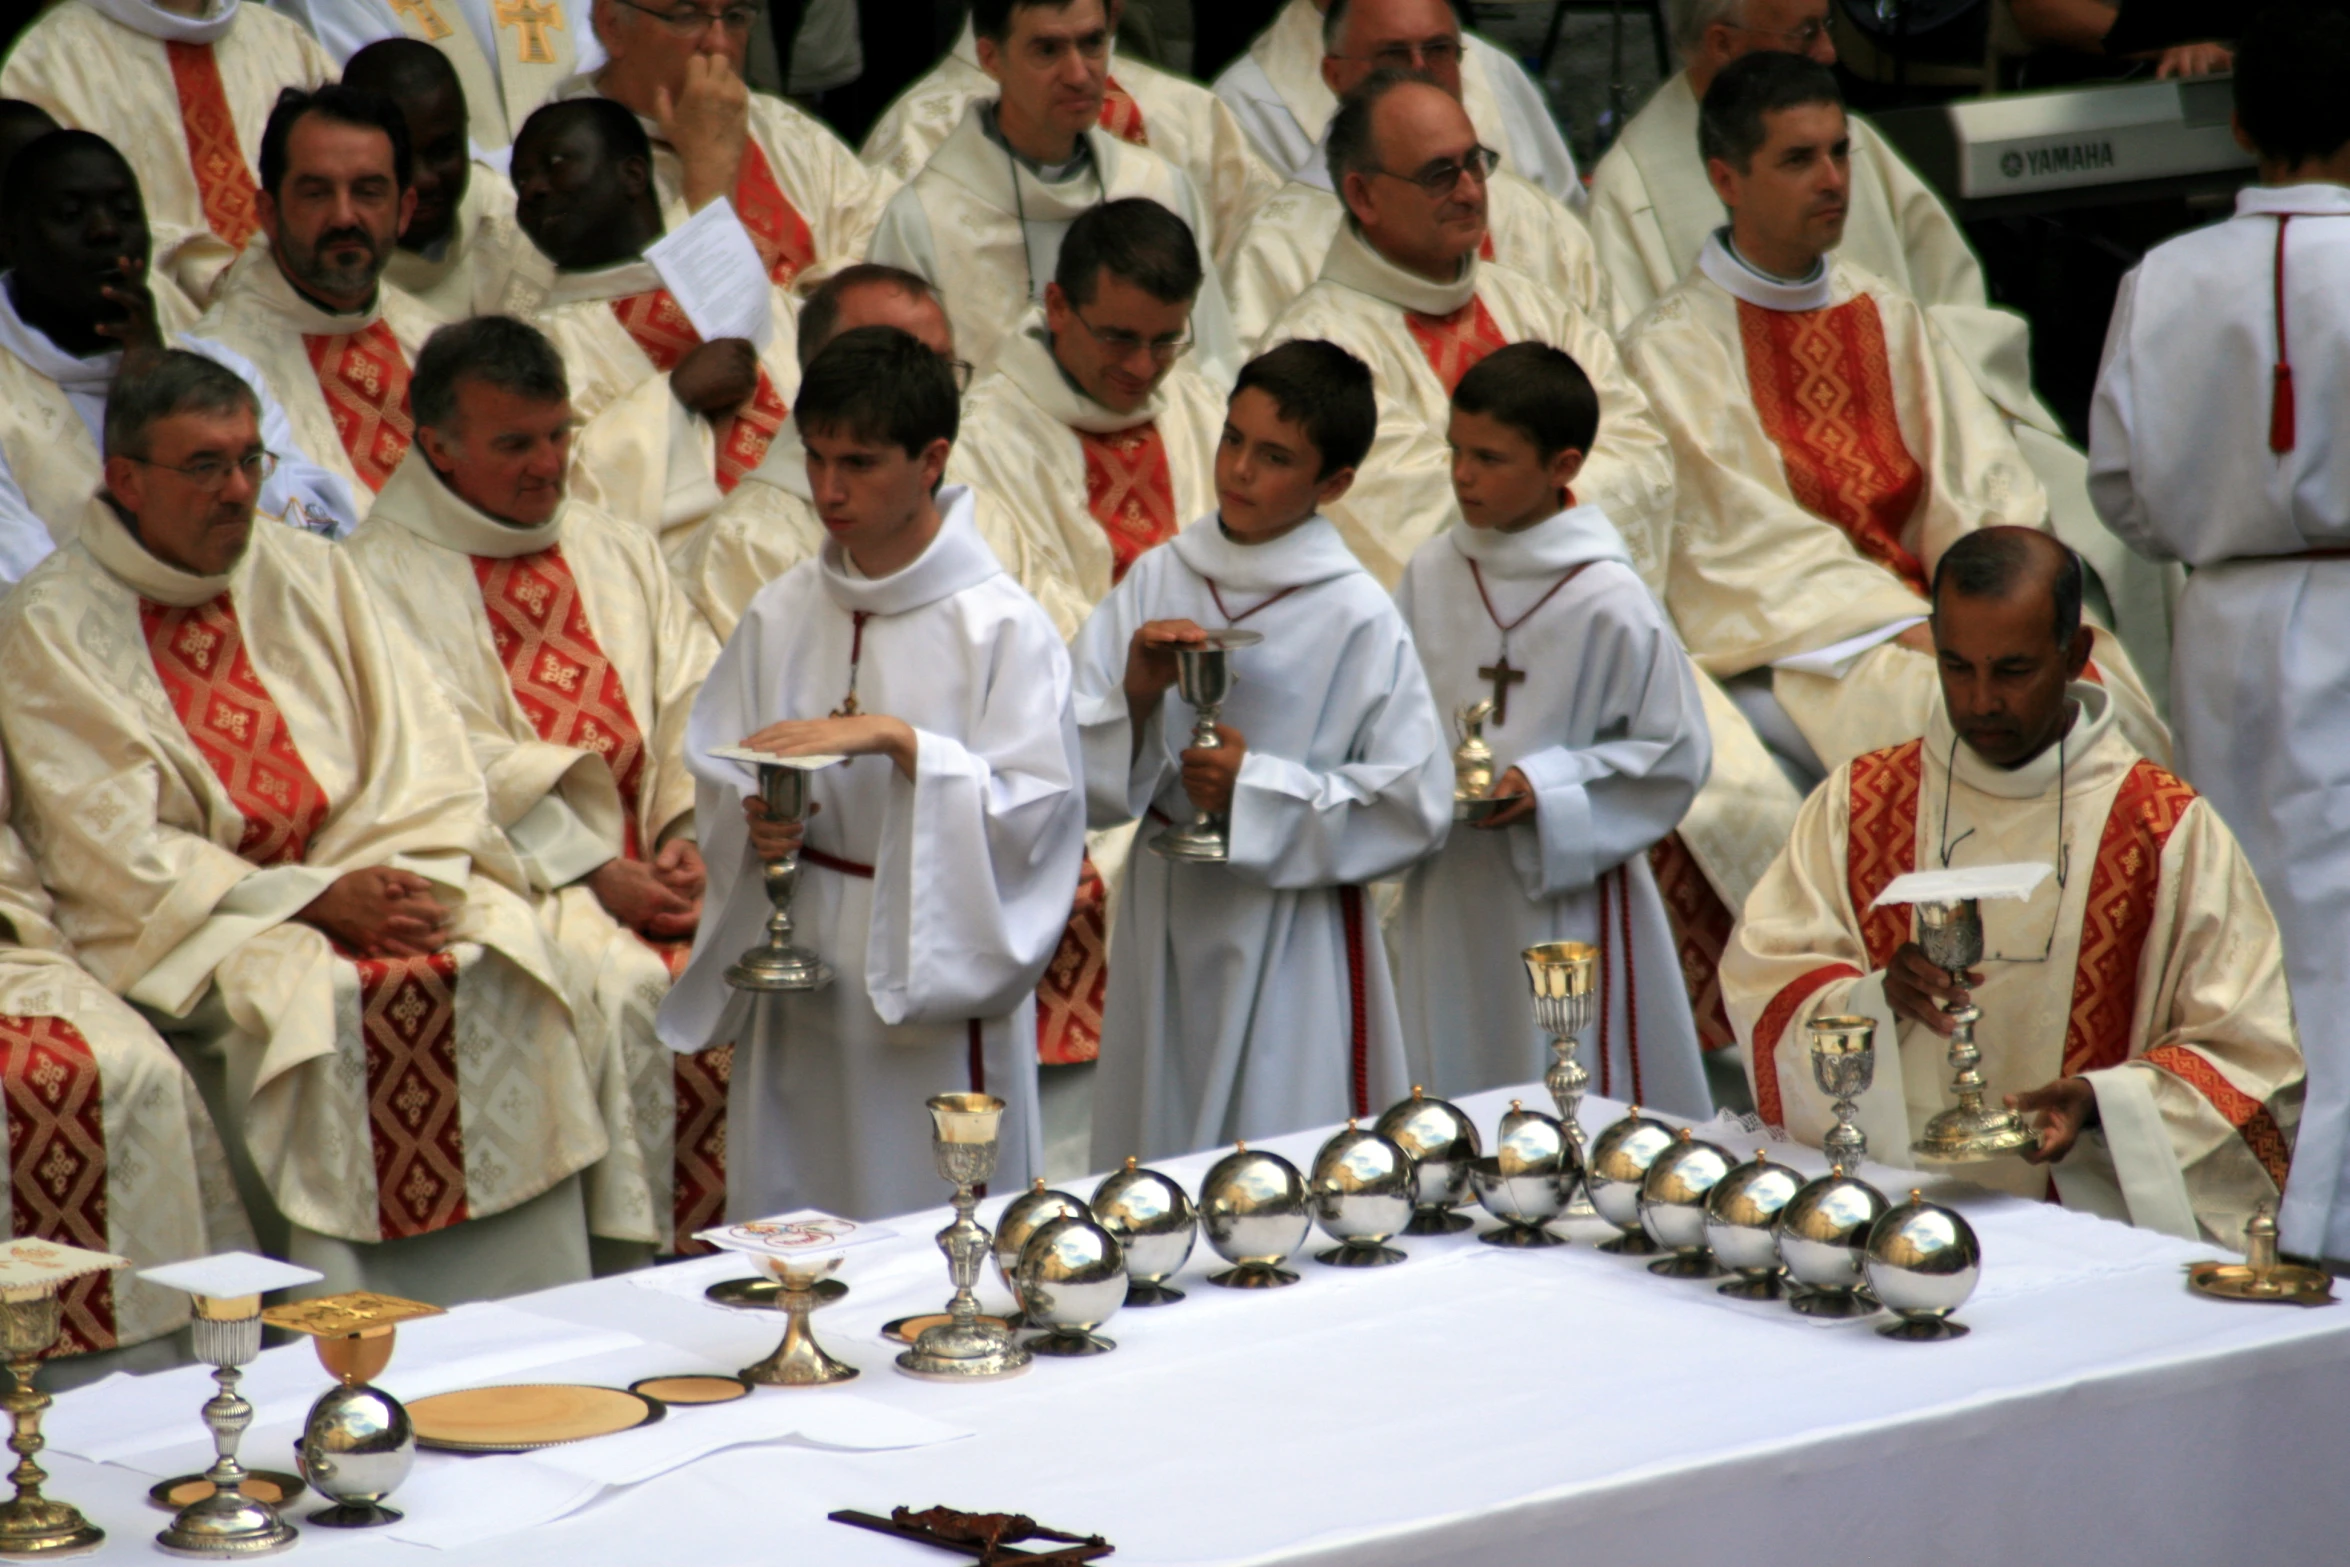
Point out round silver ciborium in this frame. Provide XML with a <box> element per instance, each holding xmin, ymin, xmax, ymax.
<box><xmin>1470</xmin><ymin>1101</ymin><xmax>1574</xmax><ymax>1248</ymax></box>
<box><xmin>1865</xmin><ymin>1189</ymin><xmax>1982</xmax><ymax>1341</ymax></box>
<box><xmin>261</xmin><ymin>1292</ymin><xmax>447</xmax><ymax>1529</ymax></box>
<box><xmin>1016</xmin><ymin>1215</ymin><xmax>1127</xmax><ymax>1357</ymax></box>
<box><xmin>1523</xmin><ymin>941</ymin><xmax>1599</xmax><ymax>1216</ymax></box>
<box><xmin>1704</xmin><ymin>1150</ymin><xmax>1805</xmax><ymax>1300</ymax></box>
<box><xmin>1149</xmin><ymin>629</ymin><xmax>1264</xmax><ymax>864</ymax></box>
<box><xmin>1775</xmin><ymin>1166</ymin><xmax>1890</xmax><ymax>1319</ymax></box>
<box><xmin>159</xmin><ymin>1304</ymin><xmax>296</xmax><ymax>1556</ymax></box>
<box><xmin>1586</xmin><ymin>1108</ymin><xmax>1674</xmax><ymax>1255</ymax></box>
<box><xmin>1090</xmin><ymin>1159</ymin><xmax>1195</xmax><ymax>1306</ymax></box>
<box><xmin>739</xmin><ymin>1252</ymin><xmax>858</xmax><ymax>1386</ymax></box>
<box><xmin>1910</xmin><ymin>897</ymin><xmax>2034</xmax><ymax>1164</ymax></box>
<box><xmin>1308</xmin><ymin>1120</ymin><xmax>1416</xmax><ymax>1267</ymax></box>
<box><xmin>1199</xmin><ymin>1143</ymin><xmax>1312</xmax><ymax>1288</ymax></box>
<box><xmin>1373</xmin><ymin>1086</ymin><xmax>1481</xmax><ymax>1235</ymax></box>
<box><xmin>991</xmin><ymin>1180</ymin><xmax>1087</xmax><ymax>1327</ymax></box>
<box><xmin>1637</xmin><ymin>1130</ymin><xmax>1737</xmax><ymax>1278</ymax></box>
<box><xmin>897</xmin><ymin>1093</ymin><xmax>1031</xmax><ymax>1381</ymax></box>
<box><xmin>716</xmin><ymin>749</ymin><xmax>841</xmax><ymax>993</ymax></box>
<box><xmin>1808</xmin><ymin>1015</ymin><xmax>1877</xmax><ymax>1169</ymax></box>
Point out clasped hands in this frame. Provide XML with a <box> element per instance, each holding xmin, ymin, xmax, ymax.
<box><xmin>1885</xmin><ymin>942</ymin><xmax>2099</xmax><ymax>1164</ymax></box>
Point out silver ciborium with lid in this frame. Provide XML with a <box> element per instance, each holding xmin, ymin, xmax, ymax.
<box><xmin>1373</xmin><ymin>1086</ymin><xmax>1481</xmax><ymax>1235</ymax></box>
<box><xmin>1089</xmin><ymin>1159</ymin><xmax>1195</xmax><ymax>1306</ymax></box>
<box><xmin>1199</xmin><ymin>1143</ymin><xmax>1312</xmax><ymax>1288</ymax></box>
<box><xmin>1705</xmin><ymin>1149</ymin><xmax>1804</xmax><ymax>1299</ymax></box>
<box><xmin>991</xmin><ymin>1180</ymin><xmax>1087</xmax><ymax>1325</ymax></box>
<box><xmin>1016</xmin><ymin>1214</ymin><xmax>1126</xmax><ymax>1357</ymax></box>
<box><xmin>1469</xmin><ymin>1101</ymin><xmax>1575</xmax><ymax>1247</ymax></box>
<box><xmin>1637</xmin><ymin>1129</ymin><xmax>1736</xmax><ymax>1278</ymax></box>
<box><xmin>1865</xmin><ymin>1188</ymin><xmax>1982</xmax><ymax>1340</ymax></box>
<box><xmin>1910</xmin><ymin>897</ymin><xmax>2034</xmax><ymax>1164</ymax></box>
<box><xmin>1522</xmin><ymin>942</ymin><xmax>1598</xmax><ymax>1215</ymax></box>
<box><xmin>1585</xmin><ymin>1107</ymin><xmax>1674</xmax><ymax>1254</ymax></box>
<box><xmin>1308</xmin><ymin>1120</ymin><xmax>1415</xmax><ymax>1267</ymax></box>
<box><xmin>1774</xmin><ymin>1166</ymin><xmax>1889</xmax><ymax>1318</ymax></box>
<box><xmin>1149</xmin><ymin>628</ymin><xmax>1263</xmax><ymax>863</ymax></box>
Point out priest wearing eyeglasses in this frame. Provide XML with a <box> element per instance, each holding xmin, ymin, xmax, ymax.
<box><xmin>1722</xmin><ymin>528</ymin><xmax>2302</xmax><ymax>1246</ymax></box>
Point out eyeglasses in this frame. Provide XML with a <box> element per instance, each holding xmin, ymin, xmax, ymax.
<box><xmin>1371</xmin><ymin>143</ymin><xmax>1501</xmax><ymax>196</ymax></box>
<box><xmin>1726</xmin><ymin>17</ymin><xmax>1831</xmax><ymax>49</ymax></box>
<box><xmin>1333</xmin><ymin>36</ymin><xmax>1464</xmax><ymax>71</ymax></box>
<box><xmin>125</xmin><ymin>450</ymin><xmax>278</xmax><ymax>492</ymax></box>
<box><xmin>946</xmin><ymin>357</ymin><xmax>975</xmax><ymax>394</ymax></box>
<box><xmin>611</xmin><ymin>0</ymin><xmax>760</xmax><ymax>35</ymax></box>
<box><xmin>1067</xmin><ymin>308</ymin><xmax>1194</xmax><ymax>363</ymax></box>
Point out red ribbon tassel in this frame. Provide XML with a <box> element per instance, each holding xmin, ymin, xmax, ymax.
<box><xmin>2272</xmin><ymin>215</ymin><xmax>2297</xmax><ymax>454</ymax></box>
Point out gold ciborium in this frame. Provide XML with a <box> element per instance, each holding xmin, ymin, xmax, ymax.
<box><xmin>710</xmin><ymin>747</ymin><xmax>844</xmax><ymax>993</ymax></box>
<box><xmin>1149</xmin><ymin>629</ymin><xmax>1262</xmax><ymax>864</ymax></box>
<box><xmin>1808</xmin><ymin>1015</ymin><xmax>1877</xmax><ymax>1169</ymax></box>
<box><xmin>896</xmin><ymin>1094</ymin><xmax>1030</xmax><ymax>1381</ymax></box>
<box><xmin>263</xmin><ymin>1291</ymin><xmax>445</xmax><ymax>1528</ymax></box>
<box><xmin>1909</xmin><ymin>898</ymin><xmax>2033</xmax><ymax>1164</ymax></box>
<box><xmin>0</xmin><ymin>1240</ymin><xmax>125</xmax><ymax>1559</ymax></box>
<box><xmin>1452</xmin><ymin>700</ymin><xmax>1503</xmax><ymax>824</ymax></box>
<box><xmin>1523</xmin><ymin>941</ymin><xmax>1598</xmax><ymax>1216</ymax></box>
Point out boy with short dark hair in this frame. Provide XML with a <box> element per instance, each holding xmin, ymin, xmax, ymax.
<box><xmin>659</xmin><ymin>326</ymin><xmax>1087</xmax><ymax>1220</ymax></box>
<box><xmin>1394</xmin><ymin>342</ymin><xmax>1715</xmax><ymax>1114</ymax></box>
<box><xmin>1073</xmin><ymin>338</ymin><xmax>1451</xmax><ymax>1163</ymax></box>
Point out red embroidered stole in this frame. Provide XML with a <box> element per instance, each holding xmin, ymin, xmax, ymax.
<box><xmin>1753</xmin><ymin>739</ymin><xmax>1923</xmax><ymax>1127</ymax></box>
<box><xmin>1405</xmin><ymin>295</ymin><xmax>1507</xmax><ymax>396</ymax></box>
<box><xmin>138</xmin><ymin>594</ymin><xmax>467</xmax><ymax>1240</ymax></box>
<box><xmin>470</xmin><ymin>546</ymin><xmax>730</xmax><ymax>1245</ymax></box>
<box><xmin>2063</xmin><ymin>759</ymin><xmax>2196</xmax><ymax>1075</ymax></box>
<box><xmin>1738</xmin><ymin>295</ymin><xmax>1929</xmax><ymax>597</ymax></box>
<box><xmin>2144</xmin><ymin>1044</ymin><xmax>2292</xmax><ymax>1192</ymax></box>
<box><xmin>303</xmin><ymin>320</ymin><xmax>416</xmax><ymax>493</ymax></box>
<box><xmin>1099</xmin><ymin>76</ymin><xmax>1147</xmax><ymax>144</ymax></box>
<box><xmin>1646</xmin><ymin>833</ymin><xmax>1736</xmax><ymax>1055</ymax></box>
<box><xmin>1037</xmin><ymin>857</ymin><xmax>1108</xmax><ymax>1067</ymax></box>
<box><xmin>3</xmin><ymin>1018</ymin><xmax>114</xmax><ymax>1354</ymax></box>
<box><xmin>164</xmin><ymin>41</ymin><xmax>260</xmax><ymax>250</ymax></box>
<box><xmin>732</xmin><ymin>140</ymin><xmax>818</xmax><ymax>286</ymax></box>
<box><xmin>1078</xmin><ymin>423</ymin><xmax>1180</xmax><ymax>584</ymax></box>
<box><xmin>610</xmin><ymin>288</ymin><xmax>788</xmax><ymax>493</ymax></box>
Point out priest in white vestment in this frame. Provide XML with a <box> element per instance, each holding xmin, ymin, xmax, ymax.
<box><xmin>557</xmin><ymin>0</ymin><xmax>886</xmax><ymax>289</ymax></box>
<box><xmin>860</xmin><ymin>2</ymin><xmax>1281</xmax><ymax>265</ymax></box>
<box><xmin>187</xmin><ymin>86</ymin><xmax>447</xmax><ymax>535</ymax></box>
<box><xmin>674</xmin><ymin>264</ymin><xmax>970</xmax><ymax>641</ymax></box>
<box><xmin>1074</xmin><ymin>342</ymin><xmax>1451</xmax><ymax>1162</ymax></box>
<box><xmin>1221</xmin><ymin>0</ymin><xmax>1615</xmax><ymax>348</ymax></box>
<box><xmin>1620</xmin><ymin>55</ymin><xmax>2167</xmax><ymax>782</ymax></box>
<box><xmin>1395</xmin><ymin>345</ymin><xmax>1711</xmax><ymax>1114</ymax></box>
<box><xmin>0</xmin><ymin>352</ymin><xmax>608</xmax><ymax>1302</ymax></box>
<box><xmin>0</xmin><ymin>777</ymin><xmax>250</xmax><ymax>1360</ymax></box>
<box><xmin>349</xmin><ymin>318</ymin><xmax>724</xmax><ymax>1257</ymax></box>
<box><xmin>2086</xmin><ymin>7</ymin><xmax>2350</xmax><ymax>1260</ymax></box>
<box><xmin>509</xmin><ymin>99</ymin><xmax>798</xmax><ymax>553</ymax></box>
<box><xmin>1723</xmin><ymin>530</ymin><xmax>2302</xmax><ymax>1245</ymax></box>
<box><xmin>1213</xmin><ymin>0</ymin><xmax>1582</xmax><ymax>210</ymax></box>
<box><xmin>272</xmin><ymin>0</ymin><xmax>602</xmax><ymax>155</ymax></box>
<box><xmin>0</xmin><ymin>130</ymin><xmax>351</xmax><ymax>567</ymax></box>
<box><xmin>347</xmin><ymin>40</ymin><xmax>539</xmax><ymax>323</ymax></box>
<box><xmin>867</xmin><ymin>0</ymin><xmax>1240</xmax><ymax>382</ymax></box>
<box><xmin>0</xmin><ymin>0</ymin><xmax>336</xmax><ymax>306</ymax></box>
<box><xmin>659</xmin><ymin>328</ymin><xmax>1084</xmax><ymax>1219</ymax></box>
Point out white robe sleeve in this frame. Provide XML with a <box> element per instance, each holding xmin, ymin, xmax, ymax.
<box><xmin>0</xmin><ymin>459</ymin><xmax>55</xmax><ymax>585</ymax></box>
<box><xmin>176</xmin><ymin>333</ymin><xmax>362</xmax><ymax>538</ymax></box>
<box><xmin>866</xmin><ymin>186</ymin><xmax>941</xmax><ymax>287</ymax></box>
<box><xmin>1211</xmin><ymin>57</ymin><xmax>1314</xmax><ymax>179</ymax></box>
<box><xmin>2086</xmin><ymin>268</ymin><xmax>2169</xmax><ymax>562</ymax></box>
<box><xmin>1067</xmin><ymin>571</ymin><xmax>1167</xmax><ymax>829</ymax></box>
<box><xmin>1506</xmin><ymin>589</ymin><xmax>1711</xmax><ymax>902</ymax></box>
<box><xmin>1469</xmin><ymin>36</ymin><xmax>1583</xmax><ymax>211</ymax></box>
<box><xmin>1225</xmin><ymin>614</ymin><xmax>1452</xmax><ymax>889</ymax></box>
<box><xmin>865</xmin><ymin>617</ymin><xmax>1085</xmax><ymax>1025</ymax></box>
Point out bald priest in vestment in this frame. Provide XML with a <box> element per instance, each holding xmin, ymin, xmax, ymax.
<box><xmin>1621</xmin><ymin>55</ymin><xmax>2167</xmax><ymax>781</ymax></box>
<box><xmin>1723</xmin><ymin>531</ymin><xmax>2302</xmax><ymax>1245</ymax></box>
<box><xmin>0</xmin><ymin>352</ymin><xmax>607</xmax><ymax>1302</ymax></box>
<box><xmin>0</xmin><ymin>0</ymin><xmax>336</xmax><ymax>305</ymax></box>
<box><xmin>348</xmin><ymin>319</ymin><xmax>725</xmax><ymax>1257</ymax></box>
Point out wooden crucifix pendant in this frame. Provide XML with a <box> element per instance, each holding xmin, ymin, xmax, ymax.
<box><xmin>1478</xmin><ymin>657</ymin><xmax>1526</xmax><ymax>726</ymax></box>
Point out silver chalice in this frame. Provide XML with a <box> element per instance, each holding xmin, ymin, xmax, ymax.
<box><xmin>1909</xmin><ymin>898</ymin><xmax>2034</xmax><ymax>1164</ymax></box>
<box><xmin>896</xmin><ymin>1094</ymin><xmax>1030</xmax><ymax>1381</ymax></box>
<box><xmin>711</xmin><ymin>748</ymin><xmax>843</xmax><ymax>993</ymax></box>
<box><xmin>1149</xmin><ymin>629</ymin><xmax>1263</xmax><ymax>864</ymax></box>
<box><xmin>1523</xmin><ymin>941</ymin><xmax>1599</xmax><ymax>1216</ymax></box>
<box><xmin>1808</xmin><ymin>1015</ymin><xmax>1877</xmax><ymax>1170</ymax></box>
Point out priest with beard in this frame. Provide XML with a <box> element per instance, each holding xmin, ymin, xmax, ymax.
<box><xmin>186</xmin><ymin>85</ymin><xmax>446</xmax><ymax>533</ymax></box>
<box><xmin>0</xmin><ymin>351</ymin><xmax>607</xmax><ymax>1300</ymax></box>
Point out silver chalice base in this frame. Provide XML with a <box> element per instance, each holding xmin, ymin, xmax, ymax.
<box><xmin>1025</xmin><ymin>1328</ymin><xmax>1116</xmax><ymax>1358</ymax></box>
<box><xmin>1788</xmin><ymin>1286</ymin><xmax>1880</xmax><ymax>1320</ymax></box>
<box><xmin>155</xmin><ymin>1490</ymin><xmax>297</xmax><ymax>1558</ymax></box>
<box><xmin>894</xmin><ymin>1320</ymin><xmax>1032</xmax><ymax>1381</ymax></box>
<box><xmin>724</xmin><ymin>944</ymin><xmax>831</xmax><ymax>993</ymax></box>
<box><xmin>1206</xmin><ymin>1263</ymin><xmax>1299</xmax><ymax>1289</ymax></box>
<box><xmin>1149</xmin><ymin>818</ymin><xmax>1230</xmax><ymax>864</ymax></box>
<box><xmin>1879</xmin><ymin>1311</ymin><xmax>1969</xmax><ymax>1341</ymax></box>
<box><xmin>1315</xmin><ymin>1240</ymin><xmax>1406</xmax><ymax>1268</ymax></box>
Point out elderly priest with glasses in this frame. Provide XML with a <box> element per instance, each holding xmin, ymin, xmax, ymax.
<box><xmin>1722</xmin><ymin>528</ymin><xmax>2303</xmax><ymax>1247</ymax></box>
<box><xmin>0</xmin><ymin>350</ymin><xmax>609</xmax><ymax>1302</ymax></box>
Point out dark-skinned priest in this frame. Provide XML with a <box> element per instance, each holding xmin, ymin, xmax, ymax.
<box><xmin>0</xmin><ymin>350</ymin><xmax>608</xmax><ymax>1301</ymax></box>
<box><xmin>346</xmin><ymin>317</ymin><xmax>722</xmax><ymax>1262</ymax></box>
<box><xmin>1722</xmin><ymin>529</ymin><xmax>2303</xmax><ymax>1246</ymax></box>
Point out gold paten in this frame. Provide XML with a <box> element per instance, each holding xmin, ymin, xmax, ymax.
<box><xmin>2188</xmin><ymin>1203</ymin><xmax>2336</xmax><ymax>1306</ymax></box>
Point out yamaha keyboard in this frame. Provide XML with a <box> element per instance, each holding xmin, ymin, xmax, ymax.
<box><xmin>1874</xmin><ymin>77</ymin><xmax>2253</xmax><ymax>215</ymax></box>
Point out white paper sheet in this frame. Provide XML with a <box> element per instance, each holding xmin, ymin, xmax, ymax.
<box><xmin>696</xmin><ymin>1208</ymin><xmax>898</xmax><ymax>1262</ymax></box>
<box><xmin>646</xmin><ymin>198</ymin><xmax>775</xmax><ymax>350</ymax></box>
<box><xmin>1874</xmin><ymin>862</ymin><xmax>2054</xmax><ymax>907</ymax></box>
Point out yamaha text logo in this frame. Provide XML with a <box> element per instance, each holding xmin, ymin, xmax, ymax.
<box><xmin>2000</xmin><ymin>140</ymin><xmax>2117</xmax><ymax>181</ymax></box>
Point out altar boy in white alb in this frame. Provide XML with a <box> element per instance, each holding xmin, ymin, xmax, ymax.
<box><xmin>2088</xmin><ymin>5</ymin><xmax>2350</xmax><ymax>1261</ymax></box>
<box><xmin>1394</xmin><ymin>345</ymin><xmax>1711</xmax><ymax>1115</ymax></box>
<box><xmin>658</xmin><ymin>328</ymin><xmax>1085</xmax><ymax>1222</ymax></box>
<box><xmin>1075</xmin><ymin>341</ymin><xmax>1451</xmax><ymax>1164</ymax></box>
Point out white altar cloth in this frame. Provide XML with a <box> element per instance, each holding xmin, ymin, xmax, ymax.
<box><xmin>26</xmin><ymin>1086</ymin><xmax>2350</xmax><ymax>1563</ymax></box>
